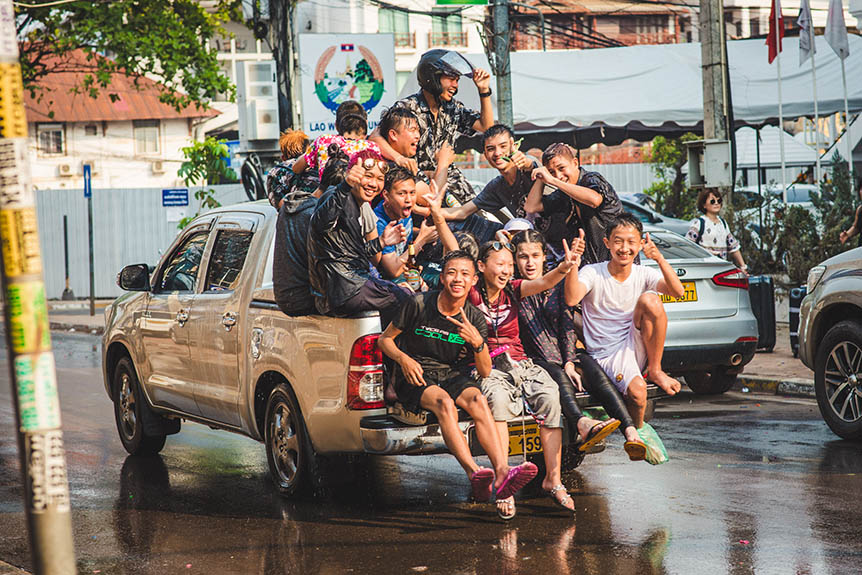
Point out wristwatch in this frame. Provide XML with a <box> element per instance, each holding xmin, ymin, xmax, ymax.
<box><xmin>472</xmin><ymin>342</ymin><xmax>485</xmax><ymax>353</ymax></box>
<box><xmin>478</xmin><ymin>89</ymin><xmax>492</xmax><ymax>98</ymax></box>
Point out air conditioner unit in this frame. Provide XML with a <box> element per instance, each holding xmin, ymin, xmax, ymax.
<box><xmin>81</xmin><ymin>159</ymin><xmax>100</xmax><ymax>175</ymax></box>
<box><xmin>58</xmin><ymin>163</ymin><xmax>74</xmax><ymax>177</ymax></box>
<box><xmin>237</xmin><ymin>61</ymin><xmax>279</xmax><ymax>144</ymax></box>
<box><xmin>152</xmin><ymin>160</ymin><xmax>166</xmax><ymax>174</ymax></box>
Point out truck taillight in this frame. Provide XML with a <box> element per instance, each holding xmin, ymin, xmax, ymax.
<box><xmin>347</xmin><ymin>334</ymin><xmax>384</xmax><ymax>410</ymax></box>
<box><xmin>712</xmin><ymin>269</ymin><xmax>749</xmax><ymax>289</ymax></box>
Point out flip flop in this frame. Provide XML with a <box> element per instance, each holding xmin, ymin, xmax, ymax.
<box><xmin>469</xmin><ymin>467</ymin><xmax>495</xmax><ymax>502</ymax></box>
<box><xmin>545</xmin><ymin>485</ymin><xmax>575</xmax><ymax>513</ymax></box>
<box><xmin>578</xmin><ymin>418</ymin><xmax>621</xmax><ymax>453</ymax></box>
<box><xmin>496</xmin><ymin>462</ymin><xmax>538</xmax><ymax>500</ymax></box>
<box><xmin>624</xmin><ymin>440</ymin><xmax>647</xmax><ymax>461</ymax></box>
<box><xmin>497</xmin><ymin>496</ymin><xmax>516</xmax><ymax>521</ymax></box>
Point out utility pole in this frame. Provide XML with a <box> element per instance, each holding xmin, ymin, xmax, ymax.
<box><xmin>493</xmin><ymin>0</ymin><xmax>514</xmax><ymax>127</ymax></box>
<box><xmin>700</xmin><ymin>0</ymin><xmax>728</xmax><ymax>142</ymax></box>
<box><xmin>270</xmin><ymin>0</ymin><xmax>297</xmax><ymax>131</ymax></box>
<box><xmin>0</xmin><ymin>0</ymin><xmax>76</xmax><ymax>572</ymax></box>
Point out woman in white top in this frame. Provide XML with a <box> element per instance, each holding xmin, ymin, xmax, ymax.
<box><xmin>686</xmin><ymin>189</ymin><xmax>748</xmax><ymax>274</ymax></box>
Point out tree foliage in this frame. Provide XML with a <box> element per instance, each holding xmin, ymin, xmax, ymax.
<box><xmin>643</xmin><ymin>133</ymin><xmax>700</xmax><ymax>219</ymax></box>
<box><xmin>177</xmin><ymin>138</ymin><xmax>236</xmax><ymax>229</ymax></box>
<box><xmin>16</xmin><ymin>0</ymin><xmax>241</xmax><ymax>112</ymax></box>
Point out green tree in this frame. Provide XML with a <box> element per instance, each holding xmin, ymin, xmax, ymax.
<box><xmin>177</xmin><ymin>138</ymin><xmax>236</xmax><ymax>229</ymax></box>
<box><xmin>16</xmin><ymin>0</ymin><xmax>240</xmax><ymax>112</ymax></box>
<box><xmin>643</xmin><ymin>133</ymin><xmax>700</xmax><ymax>219</ymax></box>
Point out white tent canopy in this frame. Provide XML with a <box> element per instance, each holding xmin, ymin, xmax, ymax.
<box><xmin>736</xmin><ymin>126</ymin><xmax>821</xmax><ymax>167</ymax></box>
<box><xmin>399</xmin><ymin>35</ymin><xmax>862</xmax><ymax>146</ymax></box>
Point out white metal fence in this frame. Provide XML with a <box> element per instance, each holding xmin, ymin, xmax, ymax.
<box><xmin>37</xmin><ymin>185</ymin><xmax>249</xmax><ymax>299</ymax></box>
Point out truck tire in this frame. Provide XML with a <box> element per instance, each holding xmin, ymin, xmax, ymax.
<box><xmin>814</xmin><ymin>321</ymin><xmax>862</xmax><ymax>441</ymax></box>
<box><xmin>113</xmin><ymin>357</ymin><xmax>166</xmax><ymax>456</ymax></box>
<box><xmin>684</xmin><ymin>369</ymin><xmax>737</xmax><ymax>395</ymax></box>
<box><xmin>265</xmin><ymin>383</ymin><xmax>314</xmax><ymax>496</ymax></box>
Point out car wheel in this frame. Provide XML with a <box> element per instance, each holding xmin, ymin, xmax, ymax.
<box><xmin>684</xmin><ymin>369</ymin><xmax>737</xmax><ymax>395</ymax></box>
<box><xmin>265</xmin><ymin>383</ymin><xmax>313</xmax><ymax>496</ymax></box>
<box><xmin>113</xmin><ymin>357</ymin><xmax>166</xmax><ymax>456</ymax></box>
<box><xmin>814</xmin><ymin>321</ymin><xmax>862</xmax><ymax>440</ymax></box>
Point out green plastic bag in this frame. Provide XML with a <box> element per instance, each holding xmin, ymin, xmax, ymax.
<box><xmin>637</xmin><ymin>423</ymin><xmax>668</xmax><ymax>465</ymax></box>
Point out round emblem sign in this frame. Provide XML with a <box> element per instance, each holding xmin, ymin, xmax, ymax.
<box><xmin>314</xmin><ymin>44</ymin><xmax>385</xmax><ymax>113</ymax></box>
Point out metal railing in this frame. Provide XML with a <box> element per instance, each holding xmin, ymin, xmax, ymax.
<box><xmin>428</xmin><ymin>31</ymin><xmax>468</xmax><ymax>47</ymax></box>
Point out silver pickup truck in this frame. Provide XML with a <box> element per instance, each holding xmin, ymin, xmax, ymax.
<box><xmin>103</xmin><ymin>201</ymin><xmax>662</xmax><ymax>497</ymax></box>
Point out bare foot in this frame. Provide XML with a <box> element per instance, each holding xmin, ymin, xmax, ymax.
<box><xmin>647</xmin><ymin>367</ymin><xmax>681</xmax><ymax>395</ymax></box>
<box><xmin>623</xmin><ymin>425</ymin><xmax>640</xmax><ymax>443</ymax></box>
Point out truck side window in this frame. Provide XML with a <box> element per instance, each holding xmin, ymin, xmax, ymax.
<box><xmin>205</xmin><ymin>230</ymin><xmax>253</xmax><ymax>292</ymax></box>
<box><xmin>159</xmin><ymin>232</ymin><xmax>209</xmax><ymax>292</ymax></box>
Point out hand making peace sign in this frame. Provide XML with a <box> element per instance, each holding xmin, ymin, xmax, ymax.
<box><xmin>445</xmin><ymin>307</ymin><xmax>485</xmax><ymax>351</ymax></box>
<box><xmin>559</xmin><ymin>230</ymin><xmax>585</xmax><ymax>273</ymax></box>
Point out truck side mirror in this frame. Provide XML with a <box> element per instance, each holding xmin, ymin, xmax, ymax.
<box><xmin>117</xmin><ymin>264</ymin><xmax>150</xmax><ymax>291</ymax></box>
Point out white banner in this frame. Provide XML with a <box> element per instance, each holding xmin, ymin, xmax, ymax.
<box><xmin>298</xmin><ymin>34</ymin><xmax>397</xmax><ymax>140</ymax></box>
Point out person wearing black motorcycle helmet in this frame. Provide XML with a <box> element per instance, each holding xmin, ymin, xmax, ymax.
<box><xmin>370</xmin><ymin>49</ymin><xmax>494</xmax><ymax>206</ymax></box>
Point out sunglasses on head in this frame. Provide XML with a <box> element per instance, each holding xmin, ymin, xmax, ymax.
<box><xmin>360</xmin><ymin>157</ymin><xmax>389</xmax><ymax>173</ymax></box>
<box><xmin>709</xmin><ymin>197</ymin><xmax>723</xmax><ymax>205</ymax></box>
<box><xmin>489</xmin><ymin>241</ymin><xmax>513</xmax><ymax>253</ymax></box>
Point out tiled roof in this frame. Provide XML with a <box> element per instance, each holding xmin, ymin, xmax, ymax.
<box><xmin>24</xmin><ymin>52</ymin><xmax>220</xmax><ymax>123</ymax></box>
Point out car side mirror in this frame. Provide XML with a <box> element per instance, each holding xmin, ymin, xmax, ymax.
<box><xmin>117</xmin><ymin>264</ymin><xmax>150</xmax><ymax>291</ymax></box>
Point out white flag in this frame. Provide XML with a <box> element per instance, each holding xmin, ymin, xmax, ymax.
<box><xmin>798</xmin><ymin>0</ymin><xmax>816</xmax><ymax>64</ymax></box>
<box><xmin>825</xmin><ymin>0</ymin><xmax>850</xmax><ymax>60</ymax></box>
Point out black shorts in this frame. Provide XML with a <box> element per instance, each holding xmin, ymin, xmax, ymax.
<box><xmin>393</xmin><ymin>366</ymin><xmax>479</xmax><ymax>414</ymax></box>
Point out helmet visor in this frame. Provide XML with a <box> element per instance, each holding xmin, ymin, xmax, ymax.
<box><xmin>437</xmin><ymin>51</ymin><xmax>475</xmax><ymax>79</ymax></box>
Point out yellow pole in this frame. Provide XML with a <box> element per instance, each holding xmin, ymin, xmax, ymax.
<box><xmin>0</xmin><ymin>0</ymin><xmax>76</xmax><ymax>572</ymax></box>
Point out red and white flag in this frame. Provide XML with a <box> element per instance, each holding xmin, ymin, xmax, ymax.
<box><xmin>825</xmin><ymin>0</ymin><xmax>850</xmax><ymax>60</ymax></box>
<box><xmin>766</xmin><ymin>0</ymin><xmax>785</xmax><ymax>63</ymax></box>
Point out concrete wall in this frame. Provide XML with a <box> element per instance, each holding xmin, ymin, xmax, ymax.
<box><xmin>37</xmin><ymin>185</ymin><xmax>248</xmax><ymax>300</ymax></box>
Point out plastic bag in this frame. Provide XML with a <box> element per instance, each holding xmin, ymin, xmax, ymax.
<box><xmin>637</xmin><ymin>423</ymin><xmax>669</xmax><ymax>465</ymax></box>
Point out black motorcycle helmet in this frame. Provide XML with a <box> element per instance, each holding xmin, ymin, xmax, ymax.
<box><xmin>417</xmin><ymin>49</ymin><xmax>474</xmax><ymax>101</ymax></box>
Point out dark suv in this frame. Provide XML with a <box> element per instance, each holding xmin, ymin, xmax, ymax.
<box><xmin>799</xmin><ymin>247</ymin><xmax>862</xmax><ymax>440</ymax></box>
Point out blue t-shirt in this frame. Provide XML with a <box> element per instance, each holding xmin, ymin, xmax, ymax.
<box><xmin>373</xmin><ymin>201</ymin><xmax>414</xmax><ymax>255</ymax></box>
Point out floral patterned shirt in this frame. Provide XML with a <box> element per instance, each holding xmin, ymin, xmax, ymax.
<box><xmin>265</xmin><ymin>159</ymin><xmax>319</xmax><ymax>210</ymax></box>
<box><xmin>303</xmin><ymin>135</ymin><xmax>381</xmax><ymax>179</ymax></box>
<box><xmin>391</xmin><ymin>92</ymin><xmax>481</xmax><ymax>205</ymax></box>
<box><xmin>686</xmin><ymin>215</ymin><xmax>741</xmax><ymax>260</ymax></box>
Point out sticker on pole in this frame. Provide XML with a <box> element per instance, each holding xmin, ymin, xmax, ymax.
<box><xmin>0</xmin><ymin>207</ymin><xmax>43</xmax><ymax>277</ymax></box>
<box><xmin>15</xmin><ymin>353</ymin><xmax>61</xmax><ymax>432</ymax></box>
<box><xmin>0</xmin><ymin>0</ymin><xmax>19</xmax><ymax>61</ymax></box>
<box><xmin>0</xmin><ymin>139</ymin><xmax>33</xmax><ymax>209</ymax></box>
<box><xmin>25</xmin><ymin>429</ymin><xmax>71</xmax><ymax>513</ymax></box>
<box><xmin>0</xmin><ymin>63</ymin><xmax>27</xmax><ymax>139</ymax></box>
<box><xmin>5</xmin><ymin>281</ymin><xmax>52</xmax><ymax>354</ymax></box>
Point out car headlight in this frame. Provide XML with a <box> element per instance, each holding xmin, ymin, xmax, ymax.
<box><xmin>807</xmin><ymin>265</ymin><xmax>826</xmax><ymax>290</ymax></box>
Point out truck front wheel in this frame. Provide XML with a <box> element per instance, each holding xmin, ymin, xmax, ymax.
<box><xmin>113</xmin><ymin>357</ymin><xmax>166</xmax><ymax>456</ymax></box>
<box><xmin>265</xmin><ymin>383</ymin><xmax>313</xmax><ymax>496</ymax></box>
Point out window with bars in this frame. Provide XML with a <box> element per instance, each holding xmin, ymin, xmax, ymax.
<box><xmin>37</xmin><ymin>123</ymin><xmax>65</xmax><ymax>155</ymax></box>
<box><xmin>430</xmin><ymin>10</ymin><xmax>465</xmax><ymax>46</ymax></box>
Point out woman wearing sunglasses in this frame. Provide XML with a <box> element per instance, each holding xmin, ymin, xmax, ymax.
<box><xmin>467</xmin><ymin>237</ymin><xmax>584</xmax><ymax>518</ymax></box>
<box><xmin>686</xmin><ymin>189</ymin><xmax>748</xmax><ymax>274</ymax></box>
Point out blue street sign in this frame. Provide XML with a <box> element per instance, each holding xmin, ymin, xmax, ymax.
<box><xmin>83</xmin><ymin>164</ymin><xmax>91</xmax><ymax>198</ymax></box>
<box><xmin>162</xmin><ymin>188</ymin><xmax>189</xmax><ymax>207</ymax></box>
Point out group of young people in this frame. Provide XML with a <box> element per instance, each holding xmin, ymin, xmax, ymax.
<box><xmin>268</xmin><ymin>49</ymin><xmax>685</xmax><ymax>520</ymax></box>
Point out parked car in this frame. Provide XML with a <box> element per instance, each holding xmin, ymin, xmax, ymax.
<box><xmin>736</xmin><ymin>183</ymin><xmax>820</xmax><ymax>227</ymax></box>
<box><xmin>619</xmin><ymin>194</ymin><xmax>692</xmax><ymax>236</ymax></box>
<box><xmin>641</xmin><ymin>225</ymin><xmax>759</xmax><ymax>394</ymax></box>
<box><xmin>798</xmin><ymin>248</ymin><xmax>862</xmax><ymax>440</ymax></box>
<box><xmin>103</xmin><ymin>201</ymin><xmax>663</xmax><ymax>497</ymax></box>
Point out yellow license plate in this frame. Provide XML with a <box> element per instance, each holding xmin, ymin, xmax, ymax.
<box><xmin>508</xmin><ymin>422</ymin><xmax>542</xmax><ymax>456</ymax></box>
<box><xmin>661</xmin><ymin>281</ymin><xmax>697</xmax><ymax>304</ymax></box>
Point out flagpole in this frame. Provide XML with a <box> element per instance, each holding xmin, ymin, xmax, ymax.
<box><xmin>775</xmin><ymin>0</ymin><xmax>787</xmax><ymax>204</ymax></box>
<box><xmin>841</xmin><ymin>58</ymin><xmax>854</xmax><ymax>184</ymax></box>
<box><xmin>809</xmin><ymin>27</ymin><xmax>822</xmax><ymax>183</ymax></box>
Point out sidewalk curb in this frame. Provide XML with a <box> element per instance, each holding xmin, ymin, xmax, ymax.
<box><xmin>0</xmin><ymin>559</ymin><xmax>29</xmax><ymax>575</ymax></box>
<box><xmin>735</xmin><ymin>375</ymin><xmax>816</xmax><ymax>398</ymax></box>
<box><xmin>49</xmin><ymin>321</ymin><xmax>104</xmax><ymax>336</ymax></box>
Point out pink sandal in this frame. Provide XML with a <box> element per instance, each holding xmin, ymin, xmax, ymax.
<box><xmin>496</xmin><ymin>462</ymin><xmax>538</xmax><ymax>500</ymax></box>
<box><xmin>470</xmin><ymin>468</ymin><xmax>495</xmax><ymax>502</ymax></box>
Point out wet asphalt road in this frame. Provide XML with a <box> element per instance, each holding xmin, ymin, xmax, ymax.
<box><xmin>1</xmin><ymin>332</ymin><xmax>861</xmax><ymax>575</ymax></box>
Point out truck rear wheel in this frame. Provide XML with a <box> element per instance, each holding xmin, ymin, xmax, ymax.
<box><xmin>684</xmin><ymin>369</ymin><xmax>737</xmax><ymax>395</ymax></box>
<box><xmin>113</xmin><ymin>357</ymin><xmax>166</xmax><ymax>456</ymax></box>
<box><xmin>265</xmin><ymin>383</ymin><xmax>313</xmax><ymax>496</ymax></box>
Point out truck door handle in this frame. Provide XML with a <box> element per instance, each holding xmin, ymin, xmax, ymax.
<box><xmin>222</xmin><ymin>311</ymin><xmax>237</xmax><ymax>331</ymax></box>
<box><xmin>176</xmin><ymin>309</ymin><xmax>189</xmax><ymax>326</ymax></box>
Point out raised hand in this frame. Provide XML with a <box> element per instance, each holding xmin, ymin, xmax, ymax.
<box><xmin>381</xmin><ymin>221</ymin><xmax>407</xmax><ymax>247</ymax></box>
<box><xmin>445</xmin><ymin>307</ymin><xmax>484</xmax><ymax>350</ymax></box>
<box><xmin>395</xmin><ymin>154</ymin><xmax>418</xmax><ymax>175</ymax></box>
<box><xmin>399</xmin><ymin>354</ymin><xmax>426</xmax><ymax>387</ymax></box>
<box><xmin>472</xmin><ymin>68</ymin><xmax>491</xmax><ymax>92</ymax></box>
<box><xmin>560</xmin><ymin>238</ymin><xmax>581</xmax><ymax>272</ymax></box>
<box><xmin>643</xmin><ymin>232</ymin><xmax>662</xmax><ymax>261</ymax></box>
<box><xmin>839</xmin><ymin>230</ymin><xmax>849</xmax><ymax>244</ymax></box>
<box><xmin>510</xmin><ymin>150</ymin><xmax>531</xmax><ymax>171</ymax></box>
<box><xmin>345</xmin><ymin>164</ymin><xmax>365</xmax><ymax>187</ymax></box>
<box><xmin>571</xmin><ymin>229</ymin><xmax>586</xmax><ymax>258</ymax></box>
<box><xmin>531</xmin><ymin>166</ymin><xmax>553</xmax><ymax>183</ymax></box>
<box><xmin>423</xmin><ymin>179</ymin><xmax>447</xmax><ymax>215</ymax></box>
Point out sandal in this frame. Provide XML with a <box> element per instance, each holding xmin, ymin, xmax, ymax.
<box><xmin>469</xmin><ymin>467</ymin><xmax>495</xmax><ymax>502</ymax></box>
<box><xmin>624</xmin><ymin>440</ymin><xmax>647</xmax><ymax>461</ymax></box>
<box><xmin>545</xmin><ymin>484</ymin><xmax>575</xmax><ymax>513</ymax></box>
<box><xmin>496</xmin><ymin>462</ymin><xmax>538</xmax><ymax>500</ymax></box>
<box><xmin>578</xmin><ymin>418</ymin><xmax>621</xmax><ymax>453</ymax></box>
<box><xmin>496</xmin><ymin>496</ymin><xmax>516</xmax><ymax>520</ymax></box>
